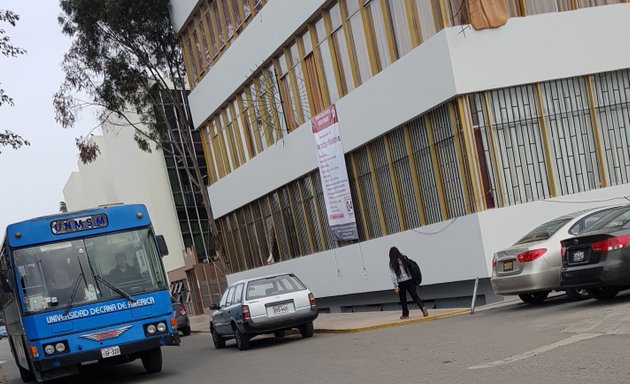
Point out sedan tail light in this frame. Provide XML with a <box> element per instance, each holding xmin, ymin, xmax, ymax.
<box><xmin>492</xmin><ymin>255</ymin><xmax>497</xmax><ymax>269</ymax></box>
<box><xmin>241</xmin><ymin>305</ymin><xmax>251</xmax><ymax>319</ymax></box>
<box><xmin>178</xmin><ymin>306</ymin><xmax>187</xmax><ymax>316</ymax></box>
<box><xmin>517</xmin><ymin>248</ymin><xmax>547</xmax><ymax>263</ymax></box>
<box><xmin>591</xmin><ymin>235</ymin><xmax>630</xmax><ymax>252</ymax></box>
<box><xmin>308</xmin><ymin>293</ymin><xmax>316</xmax><ymax>307</ymax></box>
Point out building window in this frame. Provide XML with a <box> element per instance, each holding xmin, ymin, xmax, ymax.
<box><xmin>387</xmin><ymin>0</ymin><xmax>414</xmax><ymax>58</ymax></box>
<box><xmin>313</xmin><ymin>18</ymin><xmax>339</xmax><ymax>105</ymax></box>
<box><xmin>329</xmin><ymin>3</ymin><xmax>355</xmax><ymax>95</ymax></box>
<box><xmin>408</xmin><ymin>115</ymin><xmax>443</xmax><ymax>224</ymax></box>
<box><xmin>346</xmin><ymin>0</ymin><xmax>372</xmax><ymax>85</ymax></box>
<box><xmin>592</xmin><ymin>69</ymin><xmax>630</xmax><ymax>186</ymax></box>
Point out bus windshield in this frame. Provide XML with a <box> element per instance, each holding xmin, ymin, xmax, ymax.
<box><xmin>13</xmin><ymin>228</ymin><xmax>167</xmax><ymax>314</ymax></box>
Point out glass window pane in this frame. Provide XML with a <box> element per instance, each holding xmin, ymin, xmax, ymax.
<box><xmin>415</xmin><ymin>0</ymin><xmax>439</xmax><ymax>42</ymax></box>
<box><xmin>368</xmin><ymin>0</ymin><xmax>392</xmax><ymax>69</ymax></box>
<box><xmin>348</xmin><ymin>9</ymin><xmax>371</xmax><ymax>84</ymax></box>
<box><xmin>388</xmin><ymin>0</ymin><xmax>413</xmax><ymax>57</ymax></box>
<box><xmin>334</xmin><ymin>28</ymin><xmax>355</xmax><ymax>94</ymax></box>
<box><xmin>302</xmin><ymin>30</ymin><xmax>313</xmax><ymax>55</ymax></box>
<box><xmin>525</xmin><ymin>0</ymin><xmax>558</xmax><ymax>15</ymax></box>
<box><xmin>317</xmin><ymin>39</ymin><xmax>340</xmax><ymax>103</ymax></box>
<box><xmin>330</xmin><ymin>3</ymin><xmax>343</xmax><ymax>30</ymax></box>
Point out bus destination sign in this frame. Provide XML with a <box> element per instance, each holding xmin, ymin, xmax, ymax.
<box><xmin>51</xmin><ymin>214</ymin><xmax>109</xmax><ymax>235</ymax></box>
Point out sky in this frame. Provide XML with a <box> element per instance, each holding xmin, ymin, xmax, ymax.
<box><xmin>0</xmin><ymin>1</ymin><xmax>94</xmax><ymax>233</ymax></box>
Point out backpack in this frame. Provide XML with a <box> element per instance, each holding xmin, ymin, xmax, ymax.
<box><xmin>405</xmin><ymin>256</ymin><xmax>422</xmax><ymax>286</ymax></box>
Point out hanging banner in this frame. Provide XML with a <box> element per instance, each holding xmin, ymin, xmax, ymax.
<box><xmin>312</xmin><ymin>105</ymin><xmax>359</xmax><ymax>241</ymax></box>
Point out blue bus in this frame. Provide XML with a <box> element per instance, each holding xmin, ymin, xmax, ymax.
<box><xmin>0</xmin><ymin>204</ymin><xmax>180</xmax><ymax>383</ymax></box>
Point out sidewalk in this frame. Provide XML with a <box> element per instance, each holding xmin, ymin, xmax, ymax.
<box><xmin>189</xmin><ymin>308</ymin><xmax>467</xmax><ymax>334</ymax></box>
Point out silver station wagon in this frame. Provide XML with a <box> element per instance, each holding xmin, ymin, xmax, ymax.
<box><xmin>209</xmin><ymin>273</ymin><xmax>318</xmax><ymax>350</ymax></box>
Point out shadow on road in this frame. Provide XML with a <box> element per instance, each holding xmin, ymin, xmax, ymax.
<box><xmin>490</xmin><ymin>289</ymin><xmax>630</xmax><ymax>313</ymax></box>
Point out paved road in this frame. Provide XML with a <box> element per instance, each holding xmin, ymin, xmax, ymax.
<box><xmin>3</xmin><ymin>292</ymin><xmax>630</xmax><ymax>384</ymax></box>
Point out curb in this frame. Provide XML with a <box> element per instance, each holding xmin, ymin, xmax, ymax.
<box><xmin>314</xmin><ymin>308</ymin><xmax>469</xmax><ymax>334</ymax></box>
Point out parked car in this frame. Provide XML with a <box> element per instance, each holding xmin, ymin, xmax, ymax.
<box><xmin>209</xmin><ymin>273</ymin><xmax>318</xmax><ymax>351</ymax></box>
<box><xmin>561</xmin><ymin>205</ymin><xmax>630</xmax><ymax>300</ymax></box>
<box><xmin>0</xmin><ymin>326</ymin><xmax>6</xmax><ymax>339</ymax></box>
<box><xmin>491</xmin><ymin>206</ymin><xmax>622</xmax><ymax>304</ymax></box>
<box><xmin>172</xmin><ymin>298</ymin><xmax>191</xmax><ymax>336</ymax></box>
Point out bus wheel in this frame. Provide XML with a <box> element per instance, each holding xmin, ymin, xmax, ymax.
<box><xmin>18</xmin><ymin>364</ymin><xmax>35</xmax><ymax>383</ymax></box>
<box><xmin>141</xmin><ymin>348</ymin><xmax>163</xmax><ymax>373</ymax></box>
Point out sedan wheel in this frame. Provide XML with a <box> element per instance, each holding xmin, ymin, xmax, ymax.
<box><xmin>234</xmin><ymin>327</ymin><xmax>251</xmax><ymax>351</ymax></box>
<box><xmin>587</xmin><ymin>287</ymin><xmax>619</xmax><ymax>301</ymax></box>
<box><xmin>518</xmin><ymin>291</ymin><xmax>549</xmax><ymax>304</ymax></box>
<box><xmin>274</xmin><ymin>330</ymin><xmax>286</xmax><ymax>338</ymax></box>
<box><xmin>565</xmin><ymin>288</ymin><xmax>590</xmax><ymax>301</ymax></box>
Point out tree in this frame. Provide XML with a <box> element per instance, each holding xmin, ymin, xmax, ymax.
<box><xmin>53</xmin><ymin>0</ymin><xmax>227</xmax><ymax>273</ymax></box>
<box><xmin>0</xmin><ymin>9</ymin><xmax>29</xmax><ymax>153</ymax></box>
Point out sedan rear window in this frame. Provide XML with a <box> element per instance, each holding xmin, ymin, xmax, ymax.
<box><xmin>587</xmin><ymin>207</ymin><xmax>630</xmax><ymax>231</ymax></box>
<box><xmin>515</xmin><ymin>218</ymin><xmax>571</xmax><ymax>245</ymax></box>
<box><xmin>246</xmin><ymin>275</ymin><xmax>306</xmax><ymax>300</ymax></box>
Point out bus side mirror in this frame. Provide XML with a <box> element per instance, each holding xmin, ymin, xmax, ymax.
<box><xmin>0</xmin><ymin>271</ymin><xmax>11</xmax><ymax>292</ymax></box>
<box><xmin>156</xmin><ymin>235</ymin><xmax>169</xmax><ymax>257</ymax></box>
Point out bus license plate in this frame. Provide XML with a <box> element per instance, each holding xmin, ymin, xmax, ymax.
<box><xmin>101</xmin><ymin>346</ymin><xmax>121</xmax><ymax>359</ymax></box>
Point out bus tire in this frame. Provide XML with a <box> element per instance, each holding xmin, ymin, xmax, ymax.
<box><xmin>10</xmin><ymin>338</ymin><xmax>34</xmax><ymax>383</ymax></box>
<box><xmin>18</xmin><ymin>364</ymin><xmax>35</xmax><ymax>383</ymax></box>
<box><xmin>141</xmin><ymin>348</ymin><xmax>162</xmax><ymax>373</ymax></box>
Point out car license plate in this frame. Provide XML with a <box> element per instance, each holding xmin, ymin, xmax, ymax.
<box><xmin>101</xmin><ymin>346</ymin><xmax>121</xmax><ymax>359</ymax></box>
<box><xmin>272</xmin><ymin>304</ymin><xmax>290</xmax><ymax>316</ymax></box>
<box><xmin>503</xmin><ymin>260</ymin><xmax>514</xmax><ymax>271</ymax></box>
<box><xmin>572</xmin><ymin>250</ymin><xmax>586</xmax><ymax>263</ymax></box>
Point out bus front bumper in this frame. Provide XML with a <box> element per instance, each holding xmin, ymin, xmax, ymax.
<box><xmin>33</xmin><ymin>332</ymin><xmax>180</xmax><ymax>373</ymax></box>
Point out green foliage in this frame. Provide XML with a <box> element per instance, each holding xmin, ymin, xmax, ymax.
<box><xmin>54</xmin><ymin>0</ymin><xmax>185</xmax><ymax>162</ymax></box>
<box><xmin>0</xmin><ymin>9</ymin><xmax>29</xmax><ymax>153</ymax></box>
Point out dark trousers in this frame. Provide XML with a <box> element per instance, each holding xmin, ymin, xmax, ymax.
<box><xmin>398</xmin><ymin>279</ymin><xmax>425</xmax><ymax>317</ymax></box>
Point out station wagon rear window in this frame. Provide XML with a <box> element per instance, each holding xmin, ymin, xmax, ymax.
<box><xmin>246</xmin><ymin>275</ymin><xmax>306</xmax><ymax>300</ymax></box>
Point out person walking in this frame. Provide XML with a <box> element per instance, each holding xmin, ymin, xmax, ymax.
<box><xmin>389</xmin><ymin>246</ymin><xmax>429</xmax><ymax>319</ymax></box>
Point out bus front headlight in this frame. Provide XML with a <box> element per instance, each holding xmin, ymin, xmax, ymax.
<box><xmin>156</xmin><ymin>322</ymin><xmax>167</xmax><ymax>333</ymax></box>
<box><xmin>147</xmin><ymin>324</ymin><xmax>157</xmax><ymax>334</ymax></box>
<box><xmin>55</xmin><ymin>343</ymin><xmax>66</xmax><ymax>353</ymax></box>
<box><xmin>44</xmin><ymin>345</ymin><xmax>55</xmax><ymax>355</ymax></box>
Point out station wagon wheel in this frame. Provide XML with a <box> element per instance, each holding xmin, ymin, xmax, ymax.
<box><xmin>518</xmin><ymin>291</ymin><xmax>549</xmax><ymax>304</ymax></box>
<box><xmin>587</xmin><ymin>287</ymin><xmax>619</xmax><ymax>300</ymax></box>
<box><xmin>211</xmin><ymin>326</ymin><xmax>226</xmax><ymax>349</ymax></box>
<box><xmin>234</xmin><ymin>327</ymin><xmax>251</xmax><ymax>350</ymax></box>
<box><xmin>299</xmin><ymin>322</ymin><xmax>314</xmax><ymax>338</ymax></box>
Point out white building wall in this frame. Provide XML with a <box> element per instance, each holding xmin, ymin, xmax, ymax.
<box><xmin>205</xmin><ymin>4</ymin><xmax>630</xmax><ymax>219</ymax></box>
<box><xmin>229</xmin><ymin>184</ymin><xmax>630</xmax><ymax>299</ymax></box>
<box><xmin>169</xmin><ymin>0</ymin><xmax>200</xmax><ymax>34</ymax></box>
<box><xmin>187</xmin><ymin>0</ymin><xmax>328</xmax><ymax>127</ymax></box>
<box><xmin>169</xmin><ymin>0</ymin><xmax>630</xmax><ymax>301</ymax></box>
<box><xmin>62</xmin><ymin>120</ymin><xmax>186</xmax><ymax>273</ymax></box>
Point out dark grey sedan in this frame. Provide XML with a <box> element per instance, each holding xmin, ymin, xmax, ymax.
<box><xmin>209</xmin><ymin>273</ymin><xmax>318</xmax><ymax>351</ymax></box>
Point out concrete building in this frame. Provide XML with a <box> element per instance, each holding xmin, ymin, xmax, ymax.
<box><xmin>63</xmin><ymin>122</ymin><xmax>186</xmax><ymax>277</ymax></box>
<box><xmin>170</xmin><ymin>0</ymin><xmax>630</xmax><ymax>311</ymax></box>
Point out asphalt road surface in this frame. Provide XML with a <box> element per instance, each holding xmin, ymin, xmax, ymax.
<box><xmin>3</xmin><ymin>292</ymin><xmax>630</xmax><ymax>384</ymax></box>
